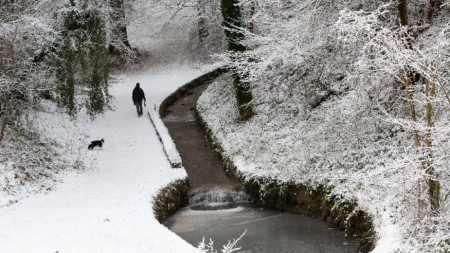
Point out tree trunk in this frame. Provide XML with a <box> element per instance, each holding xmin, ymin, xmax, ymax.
<box><xmin>109</xmin><ymin>0</ymin><xmax>131</xmax><ymax>55</ymax></box>
<box><xmin>221</xmin><ymin>0</ymin><xmax>246</xmax><ymax>52</ymax></box>
<box><xmin>0</xmin><ymin>53</ymin><xmax>4</xmax><ymax>143</ymax></box>
<box><xmin>221</xmin><ymin>0</ymin><xmax>254</xmax><ymax>120</ymax></box>
<box><xmin>0</xmin><ymin>40</ymin><xmax>14</xmax><ymax>143</ymax></box>
<box><xmin>248</xmin><ymin>1</ymin><xmax>255</xmax><ymax>33</ymax></box>
<box><xmin>0</xmin><ymin>93</ymin><xmax>9</xmax><ymax>143</ymax></box>
<box><xmin>401</xmin><ymin>68</ymin><xmax>421</xmax><ymax>149</ymax></box>
<box><xmin>424</xmin><ymin>71</ymin><xmax>440</xmax><ymax>212</ymax></box>
<box><xmin>196</xmin><ymin>0</ymin><xmax>209</xmax><ymax>44</ymax></box>
<box><xmin>398</xmin><ymin>0</ymin><xmax>408</xmax><ymax>27</ymax></box>
<box><xmin>398</xmin><ymin>0</ymin><xmax>442</xmax><ymax>211</ymax></box>
<box><xmin>426</xmin><ymin>0</ymin><xmax>442</xmax><ymax>22</ymax></box>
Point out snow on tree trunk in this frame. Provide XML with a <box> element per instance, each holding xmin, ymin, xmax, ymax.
<box><xmin>220</xmin><ymin>0</ymin><xmax>254</xmax><ymax>120</ymax></box>
<box><xmin>108</xmin><ymin>0</ymin><xmax>131</xmax><ymax>55</ymax></box>
<box><xmin>336</xmin><ymin>4</ymin><xmax>448</xmax><ymax>214</ymax></box>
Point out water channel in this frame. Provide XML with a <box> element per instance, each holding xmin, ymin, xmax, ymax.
<box><xmin>161</xmin><ymin>78</ymin><xmax>365</xmax><ymax>252</ymax></box>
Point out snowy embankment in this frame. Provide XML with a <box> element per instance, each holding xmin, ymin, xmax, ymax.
<box><xmin>197</xmin><ymin>73</ymin><xmax>450</xmax><ymax>252</ymax></box>
<box><xmin>0</xmin><ymin>63</ymin><xmax>213</xmax><ymax>253</ymax></box>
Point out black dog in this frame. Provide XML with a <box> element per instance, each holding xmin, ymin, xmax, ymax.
<box><xmin>88</xmin><ymin>138</ymin><xmax>104</xmax><ymax>150</ymax></box>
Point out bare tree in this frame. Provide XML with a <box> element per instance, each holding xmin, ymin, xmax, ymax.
<box><xmin>196</xmin><ymin>0</ymin><xmax>226</xmax><ymax>53</ymax></box>
<box><xmin>0</xmin><ymin>0</ymin><xmax>56</xmax><ymax>143</ymax></box>
<box><xmin>397</xmin><ymin>0</ymin><xmax>442</xmax><ymax>212</ymax></box>
<box><xmin>108</xmin><ymin>0</ymin><xmax>132</xmax><ymax>55</ymax></box>
<box><xmin>336</xmin><ymin>4</ymin><xmax>448</xmax><ymax>213</ymax></box>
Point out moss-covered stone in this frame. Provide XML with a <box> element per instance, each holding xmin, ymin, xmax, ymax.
<box><xmin>152</xmin><ymin>179</ymin><xmax>189</xmax><ymax>223</ymax></box>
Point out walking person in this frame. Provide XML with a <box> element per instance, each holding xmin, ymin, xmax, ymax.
<box><xmin>132</xmin><ymin>82</ymin><xmax>146</xmax><ymax>117</ymax></box>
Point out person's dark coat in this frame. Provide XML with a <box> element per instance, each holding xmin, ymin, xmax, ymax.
<box><xmin>132</xmin><ymin>83</ymin><xmax>146</xmax><ymax>103</ymax></box>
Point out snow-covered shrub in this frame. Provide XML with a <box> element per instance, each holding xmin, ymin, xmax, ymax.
<box><xmin>0</xmin><ymin>0</ymin><xmax>58</xmax><ymax>143</ymax></box>
<box><xmin>53</xmin><ymin>0</ymin><xmax>113</xmax><ymax>119</ymax></box>
<box><xmin>198</xmin><ymin>230</ymin><xmax>246</xmax><ymax>253</ymax></box>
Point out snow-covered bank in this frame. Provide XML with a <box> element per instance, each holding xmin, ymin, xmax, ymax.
<box><xmin>0</xmin><ymin>63</ymin><xmax>214</xmax><ymax>253</ymax></box>
<box><xmin>197</xmin><ymin>73</ymin><xmax>450</xmax><ymax>252</ymax></box>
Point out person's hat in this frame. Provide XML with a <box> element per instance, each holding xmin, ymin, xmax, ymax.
<box><xmin>136</xmin><ymin>82</ymin><xmax>140</xmax><ymax>87</ymax></box>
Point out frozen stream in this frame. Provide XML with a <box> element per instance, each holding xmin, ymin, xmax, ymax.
<box><xmin>162</xmin><ymin>77</ymin><xmax>364</xmax><ymax>252</ymax></box>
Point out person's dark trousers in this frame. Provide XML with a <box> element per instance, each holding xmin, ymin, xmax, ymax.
<box><xmin>135</xmin><ymin>100</ymin><xmax>143</xmax><ymax>116</ymax></box>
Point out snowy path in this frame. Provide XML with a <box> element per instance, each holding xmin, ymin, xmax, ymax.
<box><xmin>0</xmin><ymin>64</ymin><xmax>212</xmax><ymax>253</ymax></box>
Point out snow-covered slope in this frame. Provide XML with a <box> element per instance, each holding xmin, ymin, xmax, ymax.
<box><xmin>197</xmin><ymin>72</ymin><xmax>449</xmax><ymax>252</ymax></box>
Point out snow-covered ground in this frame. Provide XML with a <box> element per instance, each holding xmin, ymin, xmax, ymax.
<box><xmin>0</xmin><ymin>63</ymin><xmax>214</xmax><ymax>253</ymax></box>
<box><xmin>0</xmin><ymin>0</ymin><xmax>223</xmax><ymax>251</ymax></box>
